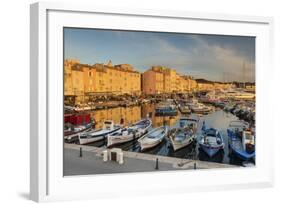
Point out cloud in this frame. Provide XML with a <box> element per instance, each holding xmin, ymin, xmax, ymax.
<box><xmin>65</xmin><ymin>28</ymin><xmax>255</xmax><ymax>82</ymax></box>
<box><xmin>141</xmin><ymin>34</ymin><xmax>255</xmax><ymax>82</ymax></box>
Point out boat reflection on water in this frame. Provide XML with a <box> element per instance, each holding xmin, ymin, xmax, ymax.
<box><xmin>167</xmin><ymin>142</ymin><xmax>197</xmax><ymax>159</ymax></box>
<box><xmin>89</xmin><ymin>103</ymin><xmax>180</xmax><ymax>129</ymax></box>
<box><xmin>87</xmin><ymin>139</ymin><xmax>107</xmax><ymax>148</ymax></box>
<box><xmin>76</xmin><ymin>103</ymin><xmax>251</xmax><ymax>166</ymax></box>
<box><xmin>198</xmin><ymin>148</ymin><xmax>224</xmax><ymax>163</ymax></box>
<box><xmin>228</xmin><ymin>151</ymin><xmax>255</xmax><ymax>166</ymax></box>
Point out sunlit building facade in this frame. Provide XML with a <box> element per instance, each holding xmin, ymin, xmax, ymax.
<box><xmin>64</xmin><ymin>59</ymin><xmax>141</xmax><ymax>100</ymax></box>
<box><xmin>142</xmin><ymin>66</ymin><xmax>197</xmax><ymax>94</ymax></box>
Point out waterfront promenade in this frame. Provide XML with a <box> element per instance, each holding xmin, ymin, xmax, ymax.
<box><xmin>64</xmin><ymin>143</ymin><xmax>237</xmax><ymax>176</ymax></box>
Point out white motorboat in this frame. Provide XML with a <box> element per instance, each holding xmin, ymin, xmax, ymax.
<box><xmin>107</xmin><ymin>119</ymin><xmax>152</xmax><ymax>147</ymax></box>
<box><xmin>79</xmin><ymin>120</ymin><xmax>121</xmax><ymax>144</ymax></box>
<box><xmin>138</xmin><ymin>126</ymin><xmax>168</xmax><ymax>151</ymax></box>
<box><xmin>190</xmin><ymin>103</ymin><xmax>212</xmax><ymax>114</ymax></box>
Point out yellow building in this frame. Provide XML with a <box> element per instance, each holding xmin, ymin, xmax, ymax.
<box><xmin>142</xmin><ymin>68</ymin><xmax>164</xmax><ymax>94</ymax></box>
<box><xmin>64</xmin><ymin>59</ymin><xmax>85</xmax><ymax>103</ymax></box>
<box><xmin>83</xmin><ymin>61</ymin><xmax>141</xmax><ymax>95</ymax></box>
<box><xmin>213</xmin><ymin>82</ymin><xmax>233</xmax><ymax>90</ymax></box>
<box><xmin>196</xmin><ymin>81</ymin><xmax>233</xmax><ymax>91</ymax></box>
<box><xmin>142</xmin><ymin>66</ymin><xmax>197</xmax><ymax>94</ymax></box>
<box><xmin>64</xmin><ymin>59</ymin><xmax>141</xmax><ymax>100</ymax></box>
<box><xmin>185</xmin><ymin>76</ymin><xmax>197</xmax><ymax>92</ymax></box>
<box><xmin>197</xmin><ymin>82</ymin><xmax>214</xmax><ymax>91</ymax></box>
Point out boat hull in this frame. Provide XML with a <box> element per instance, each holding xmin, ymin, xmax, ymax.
<box><xmin>138</xmin><ymin>126</ymin><xmax>168</xmax><ymax>151</ymax></box>
<box><xmin>139</xmin><ymin>139</ymin><xmax>163</xmax><ymax>151</ymax></box>
<box><xmin>170</xmin><ymin>135</ymin><xmax>195</xmax><ymax>151</ymax></box>
<box><xmin>107</xmin><ymin>131</ymin><xmax>143</xmax><ymax>147</ymax></box>
<box><xmin>64</xmin><ymin>127</ymin><xmax>92</xmax><ymax>142</ymax></box>
<box><xmin>107</xmin><ymin>119</ymin><xmax>152</xmax><ymax>147</ymax></box>
<box><xmin>230</xmin><ymin>146</ymin><xmax>255</xmax><ymax>161</ymax></box>
<box><xmin>228</xmin><ymin>133</ymin><xmax>255</xmax><ymax>161</ymax></box>
<box><xmin>191</xmin><ymin>108</ymin><xmax>211</xmax><ymax>114</ymax></box>
<box><xmin>199</xmin><ymin>144</ymin><xmax>223</xmax><ymax>157</ymax></box>
<box><xmin>79</xmin><ymin>127</ymin><xmax>121</xmax><ymax>145</ymax></box>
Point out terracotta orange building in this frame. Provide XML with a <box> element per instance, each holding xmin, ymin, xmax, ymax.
<box><xmin>142</xmin><ymin>66</ymin><xmax>197</xmax><ymax>94</ymax></box>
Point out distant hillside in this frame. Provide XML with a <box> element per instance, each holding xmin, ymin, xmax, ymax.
<box><xmin>195</xmin><ymin>79</ymin><xmax>215</xmax><ymax>84</ymax></box>
<box><xmin>195</xmin><ymin>78</ymin><xmax>255</xmax><ymax>85</ymax></box>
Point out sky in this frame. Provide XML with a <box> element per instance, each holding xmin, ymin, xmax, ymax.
<box><xmin>64</xmin><ymin>28</ymin><xmax>255</xmax><ymax>82</ymax></box>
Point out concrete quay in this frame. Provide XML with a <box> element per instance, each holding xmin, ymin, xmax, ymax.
<box><xmin>64</xmin><ymin>143</ymin><xmax>238</xmax><ymax>176</ymax></box>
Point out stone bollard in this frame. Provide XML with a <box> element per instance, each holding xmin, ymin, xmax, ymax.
<box><xmin>119</xmin><ymin>152</ymin><xmax>124</xmax><ymax>165</ymax></box>
<box><xmin>79</xmin><ymin>147</ymin><xmax>82</xmax><ymax>158</ymax></box>
<box><xmin>102</xmin><ymin>150</ymin><xmax>108</xmax><ymax>162</ymax></box>
<box><xmin>155</xmin><ymin>158</ymin><xmax>159</xmax><ymax>170</ymax></box>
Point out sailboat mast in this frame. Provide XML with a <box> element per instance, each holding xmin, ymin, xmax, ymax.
<box><xmin>243</xmin><ymin>61</ymin><xmax>246</xmax><ymax>88</ymax></box>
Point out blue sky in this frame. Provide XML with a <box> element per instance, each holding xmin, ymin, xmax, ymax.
<box><xmin>64</xmin><ymin>28</ymin><xmax>255</xmax><ymax>82</ymax></box>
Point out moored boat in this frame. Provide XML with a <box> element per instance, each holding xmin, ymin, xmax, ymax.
<box><xmin>198</xmin><ymin>122</ymin><xmax>224</xmax><ymax>157</ymax></box>
<box><xmin>138</xmin><ymin>126</ymin><xmax>168</xmax><ymax>151</ymax></box>
<box><xmin>178</xmin><ymin>104</ymin><xmax>191</xmax><ymax>114</ymax></box>
<box><xmin>155</xmin><ymin>105</ymin><xmax>178</xmax><ymax>116</ymax></box>
<box><xmin>227</xmin><ymin>121</ymin><xmax>255</xmax><ymax>160</ymax></box>
<box><xmin>107</xmin><ymin>119</ymin><xmax>152</xmax><ymax>147</ymax></box>
<box><xmin>64</xmin><ymin>113</ymin><xmax>93</xmax><ymax>142</ymax></box>
<box><xmin>155</xmin><ymin>101</ymin><xmax>178</xmax><ymax>116</ymax></box>
<box><xmin>169</xmin><ymin>117</ymin><xmax>198</xmax><ymax>151</ymax></box>
<box><xmin>190</xmin><ymin>103</ymin><xmax>212</xmax><ymax>114</ymax></box>
<box><xmin>79</xmin><ymin>120</ymin><xmax>121</xmax><ymax>145</ymax></box>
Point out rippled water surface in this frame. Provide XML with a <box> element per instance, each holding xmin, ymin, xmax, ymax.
<box><xmin>84</xmin><ymin>104</ymin><xmax>254</xmax><ymax>166</ymax></box>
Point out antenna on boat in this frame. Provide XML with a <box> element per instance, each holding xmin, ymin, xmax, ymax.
<box><xmin>242</xmin><ymin>61</ymin><xmax>246</xmax><ymax>88</ymax></box>
<box><xmin>202</xmin><ymin>121</ymin><xmax>206</xmax><ymax>132</ymax></box>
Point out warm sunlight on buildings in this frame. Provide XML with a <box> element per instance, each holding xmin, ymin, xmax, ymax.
<box><xmin>64</xmin><ymin>59</ymin><xmax>141</xmax><ymax>103</ymax></box>
<box><xmin>64</xmin><ymin>59</ymin><xmax>234</xmax><ymax>102</ymax></box>
<box><xmin>196</xmin><ymin>80</ymin><xmax>233</xmax><ymax>91</ymax></box>
<box><xmin>142</xmin><ymin>66</ymin><xmax>197</xmax><ymax>94</ymax></box>
<box><xmin>64</xmin><ymin>59</ymin><xmax>85</xmax><ymax>103</ymax></box>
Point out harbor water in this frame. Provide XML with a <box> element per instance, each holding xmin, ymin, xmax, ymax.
<box><xmin>72</xmin><ymin>103</ymin><xmax>254</xmax><ymax>166</ymax></box>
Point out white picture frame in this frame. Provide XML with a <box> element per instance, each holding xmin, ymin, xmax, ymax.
<box><xmin>30</xmin><ymin>2</ymin><xmax>274</xmax><ymax>202</ymax></box>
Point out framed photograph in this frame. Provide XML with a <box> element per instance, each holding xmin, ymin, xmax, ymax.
<box><xmin>30</xmin><ymin>2</ymin><xmax>274</xmax><ymax>202</ymax></box>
